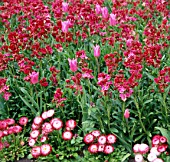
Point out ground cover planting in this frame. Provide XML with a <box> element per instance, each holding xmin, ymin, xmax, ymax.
<box><xmin>0</xmin><ymin>0</ymin><xmax>170</xmax><ymax>161</ymax></box>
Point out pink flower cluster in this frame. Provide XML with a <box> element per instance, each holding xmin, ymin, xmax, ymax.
<box><xmin>0</xmin><ymin>117</ymin><xmax>28</xmax><ymax>150</ymax></box>
<box><xmin>0</xmin><ymin>78</ymin><xmax>11</xmax><ymax>101</ymax></box>
<box><xmin>83</xmin><ymin>130</ymin><xmax>117</xmax><ymax>154</ymax></box>
<box><xmin>29</xmin><ymin>109</ymin><xmax>77</xmax><ymax>158</ymax></box>
<box><xmin>133</xmin><ymin>135</ymin><xmax>168</xmax><ymax>162</ymax></box>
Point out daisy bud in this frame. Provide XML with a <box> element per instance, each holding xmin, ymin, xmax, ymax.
<box><xmin>34</xmin><ymin>116</ymin><xmax>43</xmax><ymax>125</ymax></box>
<box><xmin>104</xmin><ymin>145</ymin><xmax>114</xmax><ymax>154</ymax></box>
<box><xmin>46</xmin><ymin>109</ymin><xmax>55</xmax><ymax>118</ymax></box>
<box><xmin>133</xmin><ymin>144</ymin><xmax>140</xmax><ymax>153</ymax></box>
<box><xmin>135</xmin><ymin>153</ymin><xmax>144</xmax><ymax>162</ymax></box>
<box><xmin>31</xmin><ymin>146</ymin><xmax>41</xmax><ymax>158</ymax></box>
<box><xmin>150</xmin><ymin>147</ymin><xmax>161</xmax><ymax>156</ymax></box>
<box><xmin>19</xmin><ymin>116</ymin><xmax>28</xmax><ymax>126</ymax></box>
<box><xmin>41</xmin><ymin>144</ymin><xmax>52</xmax><ymax>156</ymax></box>
<box><xmin>88</xmin><ymin>144</ymin><xmax>98</xmax><ymax>154</ymax></box>
<box><xmin>153</xmin><ymin>158</ymin><xmax>164</xmax><ymax>162</ymax></box>
<box><xmin>160</xmin><ymin>136</ymin><xmax>167</xmax><ymax>143</ymax></box>
<box><xmin>106</xmin><ymin>134</ymin><xmax>117</xmax><ymax>144</ymax></box>
<box><xmin>98</xmin><ymin>144</ymin><xmax>105</xmax><ymax>152</ymax></box>
<box><xmin>62</xmin><ymin>131</ymin><xmax>73</xmax><ymax>140</ymax></box>
<box><xmin>65</xmin><ymin>119</ymin><xmax>76</xmax><ymax>130</ymax></box>
<box><xmin>98</xmin><ymin>135</ymin><xmax>107</xmax><ymax>145</ymax></box>
<box><xmin>139</xmin><ymin>143</ymin><xmax>149</xmax><ymax>154</ymax></box>
<box><xmin>84</xmin><ymin>133</ymin><xmax>94</xmax><ymax>144</ymax></box>
<box><xmin>30</xmin><ymin>130</ymin><xmax>40</xmax><ymax>139</ymax></box>
<box><xmin>91</xmin><ymin>130</ymin><xmax>100</xmax><ymax>138</ymax></box>
<box><xmin>147</xmin><ymin>153</ymin><xmax>157</xmax><ymax>162</ymax></box>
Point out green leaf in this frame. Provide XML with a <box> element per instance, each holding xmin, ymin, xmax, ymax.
<box><xmin>121</xmin><ymin>153</ymin><xmax>131</xmax><ymax>162</ymax></box>
<box><xmin>155</xmin><ymin>127</ymin><xmax>170</xmax><ymax>145</ymax></box>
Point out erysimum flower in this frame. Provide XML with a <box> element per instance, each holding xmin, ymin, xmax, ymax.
<box><xmin>103</xmin><ymin>145</ymin><xmax>114</xmax><ymax>154</ymax></box>
<box><xmin>106</xmin><ymin>134</ymin><xmax>117</xmax><ymax>144</ymax></box>
<box><xmin>41</xmin><ymin>144</ymin><xmax>52</xmax><ymax>156</ymax></box>
<box><xmin>65</xmin><ymin>119</ymin><xmax>76</xmax><ymax>130</ymax></box>
<box><xmin>68</xmin><ymin>58</ymin><xmax>78</xmax><ymax>72</ymax></box>
<box><xmin>88</xmin><ymin>144</ymin><xmax>98</xmax><ymax>154</ymax></box>
<box><xmin>31</xmin><ymin>146</ymin><xmax>41</xmax><ymax>158</ymax></box>
<box><xmin>135</xmin><ymin>153</ymin><xmax>144</xmax><ymax>162</ymax></box>
<box><xmin>98</xmin><ymin>135</ymin><xmax>107</xmax><ymax>145</ymax></box>
<box><xmin>19</xmin><ymin>117</ymin><xmax>28</xmax><ymax>126</ymax></box>
<box><xmin>62</xmin><ymin>131</ymin><xmax>73</xmax><ymax>140</ymax></box>
<box><xmin>83</xmin><ymin>133</ymin><xmax>94</xmax><ymax>144</ymax></box>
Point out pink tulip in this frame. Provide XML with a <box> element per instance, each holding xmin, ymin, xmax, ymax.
<box><xmin>95</xmin><ymin>4</ymin><xmax>101</xmax><ymax>14</ymax></box>
<box><xmin>109</xmin><ymin>13</ymin><xmax>117</xmax><ymax>26</ymax></box>
<box><xmin>61</xmin><ymin>20</ymin><xmax>70</xmax><ymax>33</ymax></box>
<box><xmin>124</xmin><ymin>109</ymin><xmax>130</xmax><ymax>119</ymax></box>
<box><xmin>68</xmin><ymin>58</ymin><xmax>78</xmax><ymax>72</ymax></box>
<box><xmin>93</xmin><ymin>45</ymin><xmax>100</xmax><ymax>58</ymax></box>
<box><xmin>62</xmin><ymin>2</ymin><xmax>69</xmax><ymax>12</ymax></box>
<box><xmin>30</xmin><ymin>72</ymin><xmax>39</xmax><ymax>84</ymax></box>
<box><xmin>101</xmin><ymin>7</ymin><xmax>109</xmax><ymax>19</ymax></box>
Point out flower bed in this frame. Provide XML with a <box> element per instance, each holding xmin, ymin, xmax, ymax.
<box><xmin>0</xmin><ymin>0</ymin><xmax>170</xmax><ymax>161</ymax></box>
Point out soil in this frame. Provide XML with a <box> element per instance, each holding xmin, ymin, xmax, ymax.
<box><xmin>17</xmin><ymin>158</ymin><xmax>32</xmax><ymax>162</ymax></box>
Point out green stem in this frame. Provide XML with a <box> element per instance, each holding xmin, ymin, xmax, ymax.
<box><xmin>134</xmin><ymin>96</ymin><xmax>148</xmax><ymax>135</ymax></box>
<box><xmin>163</xmin><ymin>93</ymin><xmax>168</xmax><ymax>123</ymax></box>
<box><xmin>95</xmin><ymin>57</ymin><xmax>100</xmax><ymax>74</ymax></box>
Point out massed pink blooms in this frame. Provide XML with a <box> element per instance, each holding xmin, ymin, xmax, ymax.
<box><xmin>109</xmin><ymin>13</ymin><xmax>117</xmax><ymax>26</ymax></box>
<box><xmin>29</xmin><ymin>71</ymin><xmax>39</xmax><ymax>84</ymax></box>
<box><xmin>124</xmin><ymin>109</ymin><xmax>130</xmax><ymax>119</ymax></box>
<box><xmin>68</xmin><ymin>58</ymin><xmax>78</xmax><ymax>72</ymax></box>
<box><xmin>93</xmin><ymin>45</ymin><xmax>100</xmax><ymax>58</ymax></box>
